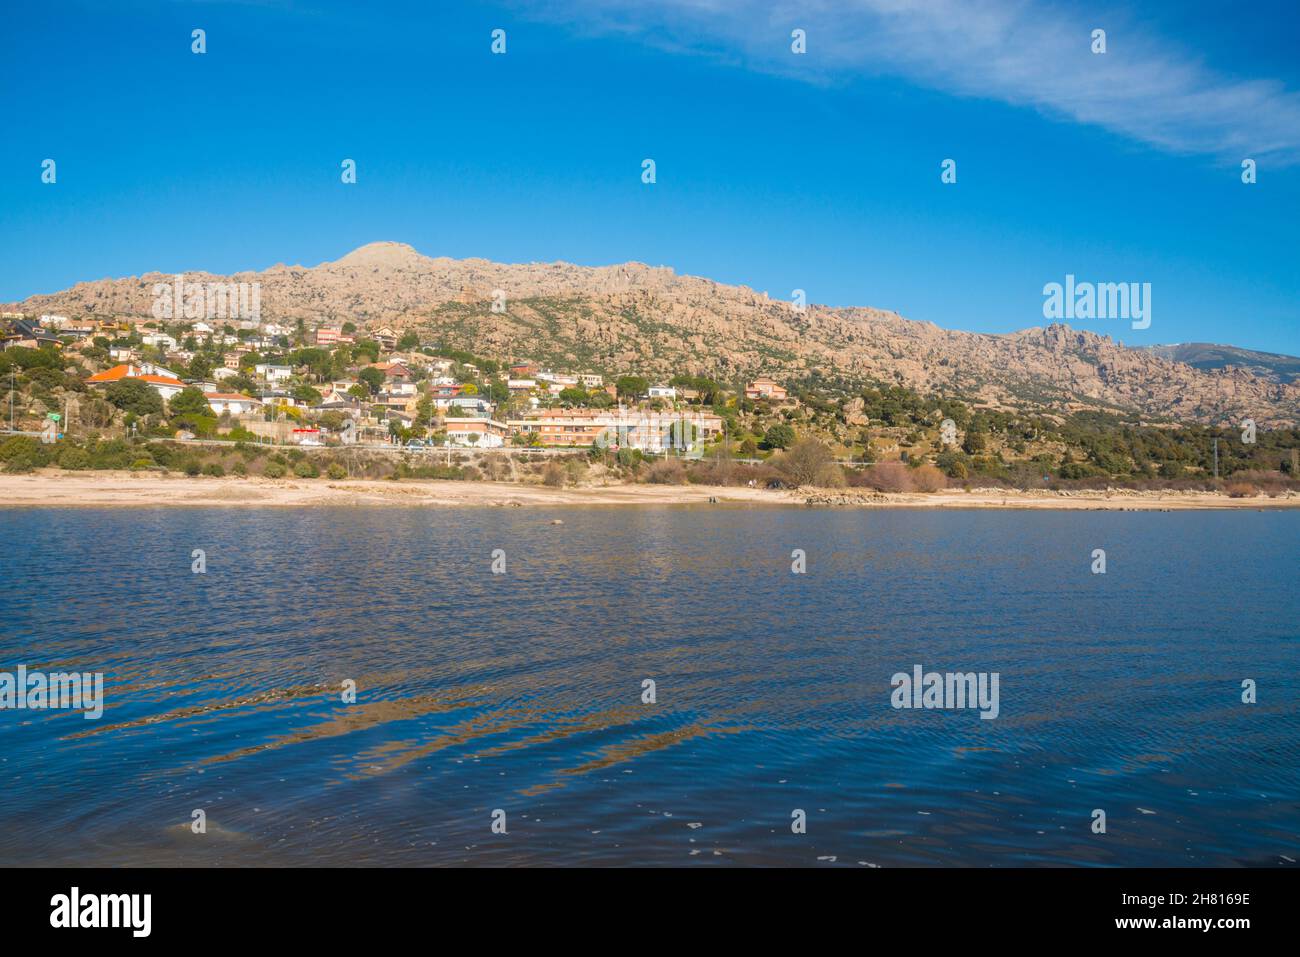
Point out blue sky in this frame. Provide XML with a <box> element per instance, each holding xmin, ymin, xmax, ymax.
<box><xmin>2</xmin><ymin>0</ymin><xmax>1298</xmax><ymax>354</ymax></box>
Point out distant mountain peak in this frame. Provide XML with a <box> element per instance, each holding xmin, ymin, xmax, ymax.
<box><xmin>1139</xmin><ymin>341</ymin><xmax>1300</xmax><ymax>385</ymax></box>
<box><xmin>329</xmin><ymin>242</ymin><xmax>431</xmax><ymax>269</ymax></box>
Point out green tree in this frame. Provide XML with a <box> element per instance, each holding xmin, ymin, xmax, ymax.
<box><xmin>168</xmin><ymin>387</ymin><xmax>211</xmax><ymax>419</ymax></box>
<box><xmin>105</xmin><ymin>378</ymin><xmax>164</xmax><ymax>417</ymax></box>
<box><xmin>358</xmin><ymin>366</ymin><xmax>386</xmax><ymax>395</ymax></box>
<box><xmin>293</xmin><ymin>384</ymin><xmax>323</xmax><ymax>406</ymax></box>
<box><xmin>188</xmin><ymin>354</ymin><xmax>213</xmax><ymax>380</ymax></box>
<box><xmin>615</xmin><ymin>375</ymin><xmax>649</xmax><ymax>399</ymax></box>
<box><xmin>224</xmin><ymin>372</ymin><xmax>257</xmax><ymax>394</ymax></box>
<box><xmin>763</xmin><ymin>423</ymin><xmax>796</xmax><ymax>450</ymax></box>
<box><xmin>415</xmin><ymin>395</ymin><xmax>434</xmax><ymax>428</ymax></box>
<box><xmin>291</xmin><ymin>347</ymin><xmax>334</xmax><ymax>380</ymax></box>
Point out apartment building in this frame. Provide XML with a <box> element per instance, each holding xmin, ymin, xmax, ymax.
<box><xmin>509</xmin><ymin>408</ymin><xmax>723</xmax><ymax>452</ymax></box>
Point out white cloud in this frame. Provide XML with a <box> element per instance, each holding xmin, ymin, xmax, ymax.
<box><xmin>530</xmin><ymin>0</ymin><xmax>1300</xmax><ymax>163</ymax></box>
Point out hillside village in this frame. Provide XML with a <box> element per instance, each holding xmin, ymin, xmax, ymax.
<box><xmin>1</xmin><ymin>311</ymin><xmax>769</xmax><ymax>451</ymax></box>
<box><xmin>2</xmin><ymin>307</ymin><xmax>1298</xmax><ymax>494</ymax></box>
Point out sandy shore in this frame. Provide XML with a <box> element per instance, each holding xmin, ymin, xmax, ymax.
<box><xmin>1</xmin><ymin>470</ymin><xmax>1296</xmax><ymax>510</ymax></box>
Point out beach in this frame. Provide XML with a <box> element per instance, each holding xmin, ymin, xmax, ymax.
<box><xmin>1</xmin><ymin>469</ymin><xmax>1295</xmax><ymax>509</ymax></box>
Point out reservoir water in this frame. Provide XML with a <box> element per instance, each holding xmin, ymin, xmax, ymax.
<box><xmin>1</xmin><ymin>507</ymin><xmax>1296</xmax><ymax>866</ymax></box>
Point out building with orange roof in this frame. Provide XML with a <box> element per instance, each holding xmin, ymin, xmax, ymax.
<box><xmin>744</xmin><ymin>377</ymin><xmax>788</xmax><ymax>402</ymax></box>
<box><xmin>86</xmin><ymin>363</ymin><xmax>187</xmax><ymax>401</ymax></box>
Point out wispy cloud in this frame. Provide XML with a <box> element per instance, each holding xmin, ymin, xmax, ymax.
<box><xmin>527</xmin><ymin>0</ymin><xmax>1300</xmax><ymax>164</ymax></box>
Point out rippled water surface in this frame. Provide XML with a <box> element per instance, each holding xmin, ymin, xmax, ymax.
<box><xmin>1</xmin><ymin>506</ymin><xmax>1297</xmax><ymax>866</ymax></box>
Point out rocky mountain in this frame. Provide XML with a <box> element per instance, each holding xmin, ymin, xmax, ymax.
<box><xmin>1140</xmin><ymin>342</ymin><xmax>1300</xmax><ymax>385</ymax></box>
<box><xmin>11</xmin><ymin>241</ymin><xmax>1299</xmax><ymax>426</ymax></box>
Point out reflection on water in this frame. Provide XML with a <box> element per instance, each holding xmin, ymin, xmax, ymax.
<box><xmin>1</xmin><ymin>507</ymin><xmax>1297</xmax><ymax>866</ymax></box>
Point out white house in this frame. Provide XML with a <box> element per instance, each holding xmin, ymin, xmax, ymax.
<box><xmin>254</xmin><ymin>363</ymin><xmax>292</xmax><ymax>384</ymax></box>
<box><xmin>444</xmin><ymin>417</ymin><xmax>508</xmax><ymax>448</ymax></box>
<box><xmin>536</xmin><ymin>371</ymin><xmax>579</xmax><ymax>387</ymax></box>
<box><xmin>204</xmin><ymin>393</ymin><xmax>261</xmax><ymax>415</ymax></box>
<box><xmin>648</xmin><ymin>385</ymin><xmax>676</xmax><ymax>400</ymax></box>
<box><xmin>436</xmin><ymin>395</ymin><xmax>490</xmax><ymax>414</ymax></box>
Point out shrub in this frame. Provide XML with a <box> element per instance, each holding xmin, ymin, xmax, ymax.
<box><xmin>293</xmin><ymin>460</ymin><xmax>319</xmax><ymax>478</ymax></box>
<box><xmin>182</xmin><ymin>459</ymin><xmax>202</xmax><ymax>477</ymax></box>
<box><xmin>935</xmin><ymin>450</ymin><xmax>969</xmax><ymax>479</ymax></box>
<box><xmin>57</xmin><ymin>446</ymin><xmax>91</xmax><ymax>470</ymax></box>
<box><xmin>202</xmin><ymin>462</ymin><xmax>225</xmax><ymax>477</ymax></box>
<box><xmin>0</xmin><ymin>434</ymin><xmax>41</xmax><ymax>462</ymax></box>
<box><xmin>542</xmin><ymin>461</ymin><xmax>566</xmax><ymax>487</ymax></box>
<box><xmin>803</xmin><ymin>462</ymin><xmax>845</xmax><ymax>488</ymax></box>
<box><xmin>771</xmin><ymin>438</ymin><xmax>843</xmax><ymax>487</ymax></box>
<box><xmin>392</xmin><ymin>463</ymin><xmax>464</xmax><ymax>480</ymax></box>
<box><xmin>263</xmin><ymin>462</ymin><xmax>286</xmax><ymax>479</ymax></box>
<box><xmin>645</xmin><ymin>457</ymin><xmax>687</xmax><ymax>484</ymax></box>
<box><xmin>1058</xmin><ymin>462</ymin><xmax>1101</xmax><ymax>480</ymax></box>
<box><xmin>327</xmin><ymin>463</ymin><xmax>347</xmax><ymax>480</ymax></box>
<box><xmin>911</xmin><ymin>464</ymin><xmax>948</xmax><ymax>492</ymax></box>
<box><xmin>564</xmin><ymin>458</ymin><xmax>588</xmax><ymax>485</ymax></box>
<box><xmin>481</xmin><ymin>452</ymin><xmax>510</xmax><ymax>481</ymax></box>
<box><xmin>860</xmin><ymin>460</ymin><xmax>914</xmax><ymax>493</ymax></box>
<box><xmin>1224</xmin><ymin>481</ymin><xmax>1256</xmax><ymax>498</ymax></box>
<box><xmin>688</xmin><ymin>459</ymin><xmax>736</xmax><ymax>485</ymax></box>
<box><xmin>232</xmin><ymin>461</ymin><xmax>248</xmax><ymax>477</ymax></box>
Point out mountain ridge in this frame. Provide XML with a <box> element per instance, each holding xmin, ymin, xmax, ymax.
<box><xmin>1139</xmin><ymin>342</ymin><xmax>1300</xmax><ymax>385</ymax></box>
<box><xmin>8</xmin><ymin>242</ymin><xmax>1298</xmax><ymax>427</ymax></box>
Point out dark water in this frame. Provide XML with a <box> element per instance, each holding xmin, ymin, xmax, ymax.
<box><xmin>1</xmin><ymin>506</ymin><xmax>1297</xmax><ymax>867</ymax></box>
